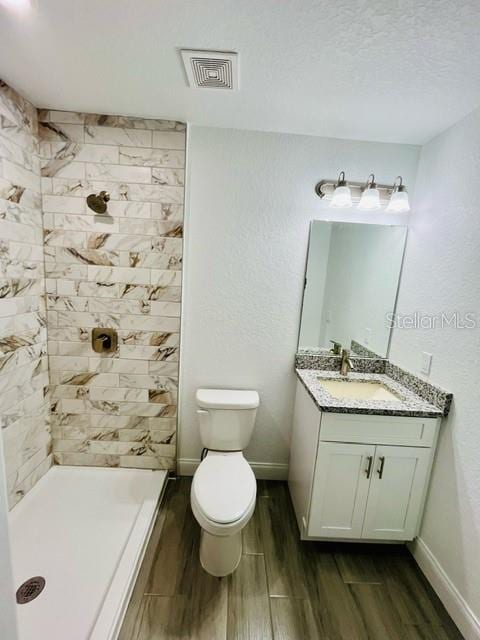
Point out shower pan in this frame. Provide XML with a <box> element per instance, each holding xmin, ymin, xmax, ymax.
<box><xmin>8</xmin><ymin>466</ymin><xmax>167</xmax><ymax>640</ymax></box>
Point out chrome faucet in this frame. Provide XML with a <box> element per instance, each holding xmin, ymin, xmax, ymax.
<box><xmin>340</xmin><ymin>348</ymin><xmax>354</xmax><ymax>376</ymax></box>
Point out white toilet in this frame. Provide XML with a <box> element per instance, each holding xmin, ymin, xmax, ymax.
<box><xmin>191</xmin><ymin>388</ymin><xmax>259</xmax><ymax>577</ymax></box>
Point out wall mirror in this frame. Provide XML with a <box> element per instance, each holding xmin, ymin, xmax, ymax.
<box><xmin>298</xmin><ymin>221</ymin><xmax>407</xmax><ymax>358</ymax></box>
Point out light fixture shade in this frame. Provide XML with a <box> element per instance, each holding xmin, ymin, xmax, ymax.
<box><xmin>358</xmin><ymin>187</ymin><xmax>381</xmax><ymax>210</ymax></box>
<box><xmin>0</xmin><ymin>0</ymin><xmax>33</xmax><ymax>11</ymax></box>
<box><xmin>330</xmin><ymin>171</ymin><xmax>352</xmax><ymax>208</ymax></box>
<box><xmin>387</xmin><ymin>176</ymin><xmax>410</xmax><ymax>212</ymax></box>
<box><xmin>386</xmin><ymin>189</ymin><xmax>410</xmax><ymax>212</ymax></box>
<box><xmin>330</xmin><ymin>185</ymin><xmax>352</xmax><ymax>208</ymax></box>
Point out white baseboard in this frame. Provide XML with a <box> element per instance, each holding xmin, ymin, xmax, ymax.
<box><xmin>410</xmin><ymin>537</ymin><xmax>480</xmax><ymax>640</ymax></box>
<box><xmin>177</xmin><ymin>458</ymin><xmax>288</xmax><ymax>480</ymax></box>
<box><xmin>249</xmin><ymin>461</ymin><xmax>289</xmax><ymax>480</ymax></box>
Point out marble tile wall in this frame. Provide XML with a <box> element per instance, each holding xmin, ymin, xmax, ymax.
<box><xmin>39</xmin><ymin>110</ymin><xmax>186</xmax><ymax>472</ymax></box>
<box><xmin>0</xmin><ymin>81</ymin><xmax>52</xmax><ymax>508</ymax></box>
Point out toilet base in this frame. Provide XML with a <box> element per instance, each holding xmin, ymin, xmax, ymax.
<box><xmin>199</xmin><ymin>529</ymin><xmax>242</xmax><ymax>577</ymax></box>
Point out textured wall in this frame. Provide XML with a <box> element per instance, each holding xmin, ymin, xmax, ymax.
<box><xmin>180</xmin><ymin>125</ymin><xmax>419</xmax><ymax>473</ymax></box>
<box><xmin>390</xmin><ymin>105</ymin><xmax>480</xmax><ymax>632</ymax></box>
<box><xmin>39</xmin><ymin>110</ymin><xmax>185</xmax><ymax>471</ymax></box>
<box><xmin>0</xmin><ymin>81</ymin><xmax>51</xmax><ymax>508</ymax></box>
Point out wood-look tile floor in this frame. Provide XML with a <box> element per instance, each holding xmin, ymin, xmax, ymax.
<box><xmin>119</xmin><ymin>478</ymin><xmax>464</xmax><ymax>640</ymax></box>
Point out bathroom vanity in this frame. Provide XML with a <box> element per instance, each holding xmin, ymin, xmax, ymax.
<box><xmin>288</xmin><ymin>372</ymin><xmax>445</xmax><ymax>543</ymax></box>
<box><xmin>291</xmin><ymin>220</ymin><xmax>452</xmax><ymax>543</ymax></box>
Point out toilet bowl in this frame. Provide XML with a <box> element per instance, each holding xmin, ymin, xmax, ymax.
<box><xmin>191</xmin><ymin>388</ymin><xmax>259</xmax><ymax>577</ymax></box>
<box><xmin>191</xmin><ymin>451</ymin><xmax>256</xmax><ymax>576</ymax></box>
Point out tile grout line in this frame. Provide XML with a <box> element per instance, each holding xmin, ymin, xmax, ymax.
<box><xmin>257</xmin><ymin>492</ymin><xmax>277</xmax><ymax>640</ymax></box>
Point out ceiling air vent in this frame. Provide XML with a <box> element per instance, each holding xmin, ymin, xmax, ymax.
<box><xmin>180</xmin><ymin>50</ymin><xmax>238</xmax><ymax>90</ymax></box>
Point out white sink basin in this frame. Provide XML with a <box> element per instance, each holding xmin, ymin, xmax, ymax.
<box><xmin>318</xmin><ymin>379</ymin><xmax>403</xmax><ymax>402</ymax></box>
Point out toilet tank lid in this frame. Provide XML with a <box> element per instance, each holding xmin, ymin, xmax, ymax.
<box><xmin>196</xmin><ymin>388</ymin><xmax>259</xmax><ymax>410</ymax></box>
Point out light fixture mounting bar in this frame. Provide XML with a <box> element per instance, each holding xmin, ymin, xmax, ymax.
<box><xmin>315</xmin><ymin>180</ymin><xmax>394</xmax><ymax>205</ymax></box>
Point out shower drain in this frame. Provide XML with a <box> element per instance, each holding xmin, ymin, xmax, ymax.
<box><xmin>16</xmin><ymin>576</ymin><xmax>46</xmax><ymax>604</ymax></box>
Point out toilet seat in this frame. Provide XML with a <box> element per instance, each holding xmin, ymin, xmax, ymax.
<box><xmin>191</xmin><ymin>452</ymin><xmax>256</xmax><ymax>536</ymax></box>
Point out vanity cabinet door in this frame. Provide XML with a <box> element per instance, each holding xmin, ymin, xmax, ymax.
<box><xmin>308</xmin><ymin>442</ymin><xmax>375</xmax><ymax>539</ymax></box>
<box><xmin>362</xmin><ymin>446</ymin><xmax>431</xmax><ymax>541</ymax></box>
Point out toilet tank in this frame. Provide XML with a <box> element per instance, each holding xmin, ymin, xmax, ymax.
<box><xmin>196</xmin><ymin>389</ymin><xmax>259</xmax><ymax>451</ymax></box>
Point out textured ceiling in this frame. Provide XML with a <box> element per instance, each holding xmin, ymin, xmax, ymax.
<box><xmin>1</xmin><ymin>0</ymin><xmax>480</xmax><ymax>144</ymax></box>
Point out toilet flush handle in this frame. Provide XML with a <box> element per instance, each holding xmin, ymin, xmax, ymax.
<box><xmin>197</xmin><ymin>409</ymin><xmax>209</xmax><ymax>423</ymax></box>
<box><xmin>197</xmin><ymin>409</ymin><xmax>209</xmax><ymax>426</ymax></box>
<box><xmin>197</xmin><ymin>409</ymin><xmax>210</xmax><ymax>443</ymax></box>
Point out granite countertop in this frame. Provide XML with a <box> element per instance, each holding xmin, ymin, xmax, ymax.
<box><xmin>295</xmin><ymin>368</ymin><xmax>444</xmax><ymax>418</ymax></box>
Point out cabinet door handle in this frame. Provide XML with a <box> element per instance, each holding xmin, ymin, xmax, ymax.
<box><xmin>365</xmin><ymin>455</ymin><xmax>373</xmax><ymax>478</ymax></box>
<box><xmin>377</xmin><ymin>456</ymin><xmax>386</xmax><ymax>479</ymax></box>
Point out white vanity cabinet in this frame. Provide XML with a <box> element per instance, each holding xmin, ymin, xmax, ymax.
<box><xmin>288</xmin><ymin>380</ymin><xmax>441</xmax><ymax>542</ymax></box>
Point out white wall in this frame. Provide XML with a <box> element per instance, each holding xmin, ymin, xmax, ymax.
<box><xmin>390</xmin><ymin>106</ymin><xmax>480</xmax><ymax>637</ymax></box>
<box><xmin>180</xmin><ymin>126</ymin><xmax>418</xmax><ymax>474</ymax></box>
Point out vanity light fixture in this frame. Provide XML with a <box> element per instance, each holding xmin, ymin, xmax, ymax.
<box><xmin>386</xmin><ymin>176</ymin><xmax>410</xmax><ymax>213</ymax></box>
<box><xmin>358</xmin><ymin>173</ymin><xmax>381</xmax><ymax>210</ymax></box>
<box><xmin>315</xmin><ymin>173</ymin><xmax>410</xmax><ymax>212</ymax></box>
<box><xmin>330</xmin><ymin>171</ymin><xmax>352</xmax><ymax>208</ymax></box>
